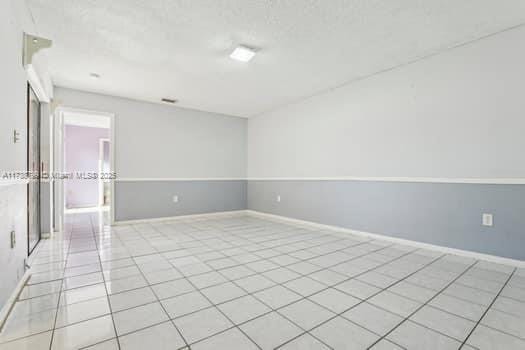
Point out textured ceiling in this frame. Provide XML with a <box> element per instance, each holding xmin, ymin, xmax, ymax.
<box><xmin>27</xmin><ymin>0</ymin><xmax>525</xmax><ymax>117</ymax></box>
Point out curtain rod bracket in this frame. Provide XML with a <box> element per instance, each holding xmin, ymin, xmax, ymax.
<box><xmin>23</xmin><ymin>33</ymin><xmax>52</xmax><ymax>66</ymax></box>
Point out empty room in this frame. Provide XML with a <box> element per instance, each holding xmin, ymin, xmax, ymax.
<box><xmin>1</xmin><ymin>0</ymin><xmax>525</xmax><ymax>349</ymax></box>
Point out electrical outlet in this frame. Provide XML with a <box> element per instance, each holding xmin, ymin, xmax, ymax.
<box><xmin>482</xmin><ymin>213</ymin><xmax>493</xmax><ymax>227</ymax></box>
<box><xmin>10</xmin><ymin>230</ymin><xmax>16</xmax><ymax>248</ymax></box>
<box><xmin>172</xmin><ymin>195</ymin><xmax>179</xmax><ymax>203</ymax></box>
<box><xmin>276</xmin><ymin>195</ymin><xmax>281</xmax><ymax>203</ymax></box>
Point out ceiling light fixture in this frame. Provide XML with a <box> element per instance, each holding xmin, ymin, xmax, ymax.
<box><xmin>230</xmin><ymin>45</ymin><xmax>256</xmax><ymax>62</ymax></box>
<box><xmin>161</xmin><ymin>98</ymin><xmax>177</xmax><ymax>104</ymax></box>
<box><xmin>89</xmin><ymin>72</ymin><xmax>100</xmax><ymax>79</ymax></box>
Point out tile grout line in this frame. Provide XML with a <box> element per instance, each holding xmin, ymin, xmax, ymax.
<box><xmin>30</xmin><ymin>256</ymin><xmax>505</xmax><ymax>328</ymax></box>
<box><xmin>258</xmin><ymin>250</ymin><xmax>416</xmax><ymax>349</ymax></box>
<box><xmin>274</xmin><ymin>249</ymin><xmax>445</xmax><ymax>349</ymax></box>
<box><xmin>458</xmin><ymin>267</ymin><xmax>517</xmax><ymax>349</ymax></box>
<box><xmin>67</xmin><ymin>239</ymin><xmax>394</xmax><ymax>347</ymax></box>
<box><xmin>104</xmin><ymin>224</ymin><xmax>518</xmax><ymax>304</ymax></box>
<box><xmin>41</xmin><ymin>248</ymin><xmax>409</xmax><ymax>343</ymax></box>
<box><xmin>88</xmin><ymin>214</ymin><xmax>123</xmax><ymax>350</ymax></box>
<box><xmin>99</xmin><ymin>217</ymin><xmax>520</xmax><ymax>346</ymax></box>
<box><xmin>147</xmin><ymin>225</ymin><xmax>264</xmax><ymax>350</ymax></box>
<box><xmin>0</xmin><ymin>264</ymin><xmax>482</xmax><ymax>344</ymax></box>
<box><xmin>24</xmin><ymin>246</ymin><xmax>523</xmax><ymax>313</ymax></box>
<box><xmin>365</xmin><ymin>258</ymin><xmax>480</xmax><ymax>349</ymax></box>
<box><xmin>103</xmin><ymin>216</ymin><xmax>525</xmax><ymax>347</ymax></box>
<box><xmin>48</xmin><ymin>217</ymin><xmax>75</xmax><ymax>350</ymax></box>
<box><xmin>171</xmin><ymin>276</ymin><xmax>263</xmax><ymax>349</ymax></box>
<box><xmin>4</xmin><ymin>214</ymin><xmax>522</xmax><ymax>349</ymax></box>
<box><xmin>378</xmin><ymin>267</ymin><xmax>521</xmax><ymax>332</ymax></box>
<box><xmin>233</xmin><ymin>244</ymin><xmax>421</xmax><ymax>349</ymax></box>
<box><xmin>32</xmin><ymin>217</ymin><xmax>502</xmax><ymax>295</ymax></box>
<box><xmin>128</xmin><ymin>247</ymin><xmax>192</xmax><ymax>349</ymax></box>
<box><xmin>36</xmin><ymin>220</ymin><xmax>474</xmax><ymax>348</ymax></box>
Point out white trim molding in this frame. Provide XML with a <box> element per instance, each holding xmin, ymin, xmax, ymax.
<box><xmin>245</xmin><ymin>210</ymin><xmax>525</xmax><ymax>268</ymax></box>
<box><xmin>1</xmin><ymin>241</ymin><xmax>49</xmax><ymax>328</ymax></box>
<box><xmin>0</xmin><ymin>270</ymin><xmax>31</xmax><ymax>330</ymax></box>
<box><xmin>116</xmin><ymin>178</ymin><xmax>246</xmax><ymax>182</ymax></box>
<box><xmin>64</xmin><ymin>112</ymin><xmax>111</xmax><ymax>129</ymax></box>
<box><xmin>54</xmin><ymin>106</ymin><xmax>115</xmax><ymax>119</ymax></box>
<box><xmin>115</xmin><ymin>177</ymin><xmax>525</xmax><ymax>184</ymax></box>
<box><xmin>246</xmin><ymin>177</ymin><xmax>525</xmax><ymax>185</ymax></box>
<box><xmin>26</xmin><ymin>64</ymin><xmax>51</xmax><ymax>103</ymax></box>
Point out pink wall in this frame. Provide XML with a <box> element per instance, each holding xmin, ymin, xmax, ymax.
<box><xmin>65</xmin><ymin>125</ymin><xmax>109</xmax><ymax>208</ymax></box>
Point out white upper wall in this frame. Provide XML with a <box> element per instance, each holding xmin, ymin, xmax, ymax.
<box><xmin>0</xmin><ymin>0</ymin><xmax>47</xmax><ymax>310</ymax></box>
<box><xmin>54</xmin><ymin>88</ymin><xmax>247</xmax><ymax>179</ymax></box>
<box><xmin>0</xmin><ymin>1</ymin><xmax>29</xmax><ymax>173</ymax></box>
<box><xmin>0</xmin><ymin>0</ymin><xmax>53</xmax><ymax>173</ymax></box>
<box><xmin>247</xmin><ymin>25</ymin><xmax>525</xmax><ymax>179</ymax></box>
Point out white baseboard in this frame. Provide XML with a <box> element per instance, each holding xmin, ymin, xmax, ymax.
<box><xmin>245</xmin><ymin>210</ymin><xmax>525</xmax><ymax>268</ymax></box>
<box><xmin>0</xmin><ymin>270</ymin><xmax>31</xmax><ymax>330</ymax></box>
<box><xmin>113</xmin><ymin>210</ymin><xmax>249</xmax><ymax>225</ymax></box>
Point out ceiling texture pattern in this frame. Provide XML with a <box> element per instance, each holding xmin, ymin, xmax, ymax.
<box><xmin>27</xmin><ymin>0</ymin><xmax>525</xmax><ymax>117</ymax></box>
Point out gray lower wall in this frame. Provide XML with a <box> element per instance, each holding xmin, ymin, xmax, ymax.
<box><xmin>247</xmin><ymin>180</ymin><xmax>525</xmax><ymax>261</ymax></box>
<box><xmin>115</xmin><ymin>180</ymin><xmax>247</xmax><ymax>221</ymax></box>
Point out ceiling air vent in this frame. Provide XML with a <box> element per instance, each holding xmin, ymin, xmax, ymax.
<box><xmin>161</xmin><ymin>98</ymin><xmax>177</xmax><ymax>104</ymax></box>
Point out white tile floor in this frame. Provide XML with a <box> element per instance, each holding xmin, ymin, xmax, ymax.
<box><xmin>1</xmin><ymin>212</ymin><xmax>524</xmax><ymax>349</ymax></box>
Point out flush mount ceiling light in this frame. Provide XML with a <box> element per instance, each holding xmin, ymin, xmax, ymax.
<box><xmin>89</xmin><ymin>72</ymin><xmax>100</xmax><ymax>79</ymax></box>
<box><xmin>230</xmin><ymin>45</ymin><xmax>256</xmax><ymax>62</ymax></box>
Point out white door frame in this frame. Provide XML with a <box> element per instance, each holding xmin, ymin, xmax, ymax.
<box><xmin>98</xmin><ymin>138</ymin><xmax>110</xmax><ymax>207</ymax></box>
<box><xmin>53</xmin><ymin>107</ymin><xmax>116</xmax><ymax>229</ymax></box>
<box><xmin>48</xmin><ymin>107</ymin><xmax>54</xmax><ymax>235</ymax></box>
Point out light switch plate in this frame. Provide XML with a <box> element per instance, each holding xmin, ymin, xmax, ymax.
<box><xmin>13</xmin><ymin>130</ymin><xmax>20</xmax><ymax>143</ymax></box>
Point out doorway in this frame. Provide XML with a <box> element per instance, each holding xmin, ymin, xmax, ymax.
<box><xmin>53</xmin><ymin>107</ymin><xmax>115</xmax><ymax>231</ymax></box>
